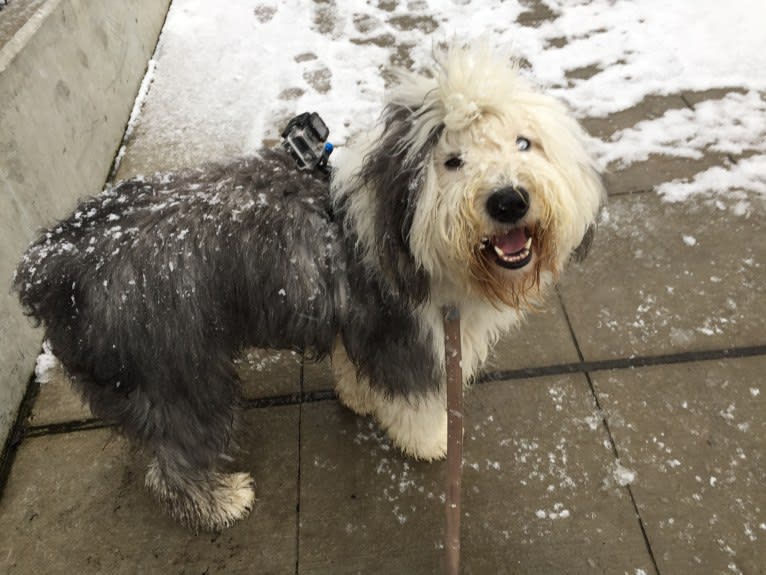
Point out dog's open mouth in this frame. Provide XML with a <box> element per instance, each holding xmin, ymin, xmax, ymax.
<box><xmin>481</xmin><ymin>227</ymin><xmax>533</xmax><ymax>270</ymax></box>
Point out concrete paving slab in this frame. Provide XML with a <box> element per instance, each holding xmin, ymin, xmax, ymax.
<box><xmin>487</xmin><ymin>298</ymin><xmax>580</xmax><ymax>373</ymax></box>
<box><xmin>682</xmin><ymin>88</ymin><xmax>748</xmax><ymax>107</ymax></box>
<box><xmin>565</xmin><ymin>63</ymin><xmax>602</xmax><ymax>82</ymax></box>
<box><xmin>559</xmin><ymin>191</ymin><xmax>765</xmax><ymax>361</ymax></box>
<box><xmin>591</xmin><ymin>357</ymin><xmax>766</xmax><ymax>574</ymax></box>
<box><xmin>28</xmin><ymin>374</ymin><xmax>91</xmax><ymax>427</ymax></box>
<box><xmin>0</xmin><ymin>407</ymin><xmax>299</xmax><ymax>574</ymax></box>
<box><xmin>303</xmin><ymin>355</ymin><xmax>334</xmax><ymax>393</ymax></box>
<box><xmin>580</xmin><ymin>95</ymin><xmax>689</xmax><ymax>141</ymax></box>
<box><xmin>601</xmin><ymin>153</ymin><xmax>736</xmax><ymax>197</ymax></box>
<box><xmin>516</xmin><ymin>0</ymin><xmax>558</xmax><ymax>26</ymax></box>
<box><xmin>237</xmin><ymin>348</ymin><xmax>302</xmax><ymax>399</ymax></box>
<box><xmin>298</xmin><ymin>375</ymin><xmax>654</xmax><ymax>574</ymax></box>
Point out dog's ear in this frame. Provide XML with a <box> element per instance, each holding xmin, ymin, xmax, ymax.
<box><xmin>359</xmin><ymin>103</ymin><xmax>444</xmax><ymax>304</ymax></box>
<box><xmin>571</xmin><ymin>223</ymin><xmax>596</xmax><ymax>263</ymax></box>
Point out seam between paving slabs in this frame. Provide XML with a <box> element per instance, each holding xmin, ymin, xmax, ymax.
<box><xmin>608</xmin><ymin>188</ymin><xmax>653</xmax><ymax>198</ymax></box>
<box><xmin>680</xmin><ymin>93</ymin><xmax>695</xmax><ymax>111</ymax></box>
<box><xmin>556</xmin><ymin>288</ymin><xmax>662</xmax><ymax>575</ymax></box>
<box><xmin>12</xmin><ymin>345</ymin><xmax>766</xmax><ymax>438</ymax></box>
<box><xmin>0</xmin><ymin>374</ymin><xmax>40</xmax><ymax>499</ymax></box>
<box><xmin>480</xmin><ymin>344</ymin><xmax>766</xmax><ymax>383</ymax></box>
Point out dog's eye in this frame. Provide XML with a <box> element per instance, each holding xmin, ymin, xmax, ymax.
<box><xmin>444</xmin><ymin>156</ymin><xmax>464</xmax><ymax>170</ymax></box>
<box><xmin>516</xmin><ymin>137</ymin><xmax>531</xmax><ymax>152</ymax></box>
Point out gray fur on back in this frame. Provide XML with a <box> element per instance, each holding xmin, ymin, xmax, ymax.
<box><xmin>13</xmin><ymin>148</ymin><xmax>440</xmax><ymax>469</ymax></box>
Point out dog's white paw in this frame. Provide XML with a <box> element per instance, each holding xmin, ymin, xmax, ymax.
<box><xmin>207</xmin><ymin>472</ymin><xmax>256</xmax><ymax>529</ymax></box>
<box><xmin>374</xmin><ymin>394</ymin><xmax>448</xmax><ymax>461</ymax></box>
<box><xmin>387</xmin><ymin>420</ymin><xmax>448</xmax><ymax>461</ymax></box>
<box><xmin>146</xmin><ymin>462</ymin><xmax>255</xmax><ymax>531</ymax></box>
<box><xmin>336</xmin><ymin>382</ymin><xmax>377</xmax><ymax>416</ymax></box>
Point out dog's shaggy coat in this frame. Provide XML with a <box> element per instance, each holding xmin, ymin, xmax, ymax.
<box><xmin>14</xmin><ymin>43</ymin><xmax>604</xmax><ymax>530</ymax></box>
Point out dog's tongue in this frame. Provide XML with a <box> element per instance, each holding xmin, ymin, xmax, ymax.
<box><xmin>493</xmin><ymin>228</ymin><xmax>528</xmax><ymax>254</ymax></box>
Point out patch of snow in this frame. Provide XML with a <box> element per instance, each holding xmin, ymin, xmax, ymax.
<box><xmin>657</xmin><ymin>154</ymin><xmax>766</xmax><ymax>203</ymax></box>
<box><xmin>34</xmin><ymin>340</ymin><xmax>60</xmax><ymax>384</ymax></box>
<box><xmin>612</xmin><ymin>460</ymin><xmax>636</xmax><ymax>486</ymax></box>
<box><xmin>536</xmin><ymin>505</ymin><xmax>570</xmax><ymax>520</ymax></box>
<box><xmin>112</xmin><ymin>58</ymin><xmax>158</xmax><ymax>176</ymax></box>
<box><xmin>537</xmin><ymin>0</ymin><xmax>766</xmax><ymax>116</ymax></box>
<box><xmin>584</xmin><ymin>414</ymin><xmax>601</xmax><ymax>431</ymax></box>
<box><xmin>595</xmin><ymin>92</ymin><xmax>766</xmax><ymax>167</ymax></box>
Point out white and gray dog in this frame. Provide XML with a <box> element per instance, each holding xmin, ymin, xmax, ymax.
<box><xmin>14</xmin><ymin>43</ymin><xmax>604</xmax><ymax>531</ymax></box>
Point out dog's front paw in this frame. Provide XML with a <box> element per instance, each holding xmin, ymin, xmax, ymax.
<box><xmin>375</xmin><ymin>395</ymin><xmax>448</xmax><ymax>461</ymax></box>
<box><xmin>388</xmin><ymin>422</ymin><xmax>448</xmax><ymax>461</ymax></box>
<box><xmin>336</xmin><ymin>381</ymin><xmax>376</xmax><ymax>416</ymax></box>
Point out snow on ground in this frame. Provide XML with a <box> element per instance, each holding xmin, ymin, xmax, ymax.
<box><xmin>594</xmin><ymin>92</ymin><xmax>766</xmax><ymax>167</ymax></box>
<box><xmin>533</xmin><ymin>0</ymin><xmax>766</xmax><ymax>115</ymax></box>
<box><xmin>657</xmin><ymin>155</ymin><xmax>766</xmax><ymax>203</ymax></box>
<box><xmin>124</xmin><ymin>0</ymin><xmax>766</xmax><ymax>200</ymax></box>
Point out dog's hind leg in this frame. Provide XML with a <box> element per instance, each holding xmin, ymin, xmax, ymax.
<box><xmin>145</xmin><ymin>447</ymin><xmax>255</xmax><ymax>532</ymax></box>
<box><xmin>138</xmin><ymin>363</ymin><xmax>255</xmax><ymax>531</ymax></box>
<box><xmin>74</xmin><ymin>353</ymin><xmax>254</xmax><ymax>531</ymax></box>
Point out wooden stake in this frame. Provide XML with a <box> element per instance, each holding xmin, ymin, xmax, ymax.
<box><xmin>443</xmin><ymin>305</ymin><xmax>463</xmax><ymax>575</ymax></box>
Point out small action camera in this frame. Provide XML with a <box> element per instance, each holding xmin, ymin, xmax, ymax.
<box><xmin>281</xmin><ymin>112</ymin><xmax>333</xmax><ymax>172</ymax></box>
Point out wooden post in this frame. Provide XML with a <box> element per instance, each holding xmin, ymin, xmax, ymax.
<box><xmin>443</xmin><ymin>306</ymin><xmax>463</xmax><ymax>575</ymax></box>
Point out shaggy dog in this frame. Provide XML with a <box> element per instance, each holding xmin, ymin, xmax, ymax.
<box><xmin>14</xmin><ymin>43</ymin><xmax>604</xmax><ymax>531</ymax></box>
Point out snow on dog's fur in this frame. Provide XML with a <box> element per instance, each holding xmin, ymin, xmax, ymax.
<box><xmin>14</xmin><ymin>42</ymin><xmax>604</xmax><ymax>531</ymax></box>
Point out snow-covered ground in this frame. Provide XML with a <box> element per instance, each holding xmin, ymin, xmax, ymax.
<box><xmin>123</xmin><ymin>0</ymin><xmax>766</xmax><ymax>202</ymax></box>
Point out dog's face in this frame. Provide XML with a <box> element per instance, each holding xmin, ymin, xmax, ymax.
<box><xmin>346</xmin><ymin>43</ymin><xmax>604</xmax><ymax>308</ymax></box>
<box><xmin>415</xmin><ymin>103</ymin><xmax>604</xmax><ymax>307</ymax></box>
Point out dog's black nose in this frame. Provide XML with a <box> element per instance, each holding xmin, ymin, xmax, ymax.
<box><xmin>486</xmin><ymin>187</ymin><xmax>529</xmax><ymax>224</ymax></box>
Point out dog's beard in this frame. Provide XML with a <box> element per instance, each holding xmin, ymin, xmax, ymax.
<box><xmin>467</xmin><ymin>223</ymin><xmax>558</xmax><ymax>309</ymax></box>
<box><xmin>439</xmin><ymin>189</ymin><xmax>558</xmax><ymax>309</ymax></box>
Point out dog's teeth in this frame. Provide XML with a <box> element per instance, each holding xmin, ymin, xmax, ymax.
<box><xmin>493</xmin><ymin>245</ymin><xmax>505</xmax><ymax>258</ymax></box>
<box><xmin>498</xmin><ymin>247</ymin><xmax>531</xmax><ymax>263</ymax></box>
<box><xmin>524</xmin><ymin>236</ymin><xmax>532</xmax><ymax>249</ymax></box>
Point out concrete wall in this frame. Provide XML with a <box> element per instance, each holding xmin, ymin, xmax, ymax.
<box><xmin>0</xmin><ymin>0</ymin><xmax>171</xmax><ymax>448</ymax></box>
